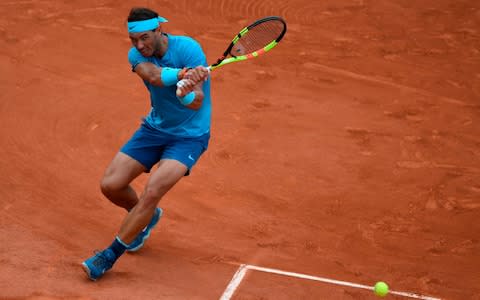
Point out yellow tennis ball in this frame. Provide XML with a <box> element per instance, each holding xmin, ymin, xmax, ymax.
<box><xmin>374</xmin><ymin>281</ymin><xmax>389</xmax><ymax>297</ymax></box>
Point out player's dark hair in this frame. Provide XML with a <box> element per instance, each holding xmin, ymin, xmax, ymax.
<box><xmin>127</xmin><ymin>7</ymin><xmax>158</xmax><ymax>22</ymax></box>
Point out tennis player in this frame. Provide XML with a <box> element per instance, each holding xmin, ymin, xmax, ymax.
<box><xmin>82</xmin><ymin>7</ymin><xmax>211</xmax><ymax>281</ymax></box>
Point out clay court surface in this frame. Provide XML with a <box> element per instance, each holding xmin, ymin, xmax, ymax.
<box><xmin>1</xmin><ymin>0</ymin><xmax>479</xmax><ymax>299</ymax></box>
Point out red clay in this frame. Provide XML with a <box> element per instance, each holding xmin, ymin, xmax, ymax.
<box><xmin>1</xmin><ymin>1</ymin><xmax>479</xmax><ymax>299</ymax></box>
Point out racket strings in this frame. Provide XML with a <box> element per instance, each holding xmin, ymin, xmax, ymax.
<box><xmin>230</xmin><ymin>20</ymin><xmax>285</xmax><ymax>56</ymax></box>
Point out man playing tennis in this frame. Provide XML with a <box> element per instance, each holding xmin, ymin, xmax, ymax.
<box><xmin>82</xmin><ymin>7</ymin><xmax>210</xmax><ymax>281</ymax></box>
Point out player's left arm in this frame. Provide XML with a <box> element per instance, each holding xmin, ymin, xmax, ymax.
<box><xmin>184</xmin><ymin>79</ymin><xmax>205</xmax><ymax>110</ymax></box>
<box><xmin>176</xmin><ymin>67</ymin><xmax>207</xmax><ymax>110</ymax></box>
<box><xmin>175</xmin><ymin>39</ymin><xmax>209</xmax><ymax>110</ymax></box>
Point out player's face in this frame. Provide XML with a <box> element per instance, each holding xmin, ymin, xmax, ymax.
<box><xmin>129</xmin><ymin>30</ymin><xmax>157</xmax><ymax>57</ymax></box>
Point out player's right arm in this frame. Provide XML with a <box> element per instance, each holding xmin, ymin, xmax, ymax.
<box><xmin>133</xmin><ymin>62</ymin><xmax>187</xmax><ymax>87</ymax></box>
<box><xmin>133</xmin><ymin>62</ymin><xmax>187</xmax><ymax>86</ymax></box>
<box><xmin>128</xmin><ymin>47</ymin><xmax>189</xmax><ymax>87</ymax></box>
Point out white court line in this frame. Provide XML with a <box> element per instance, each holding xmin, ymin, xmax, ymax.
<box><xmin>219</xmin><ymin>264</ymin><xmax>249</xmax><ymax>300</ymax></box>
<box><xmin>220</xmin><ymin>264</ymin><xmax>441</xmax><ymax>300</ymax></box>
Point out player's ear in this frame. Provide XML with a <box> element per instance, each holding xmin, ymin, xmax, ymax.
<box><xmin>154</xmin><ymin>26</ymin><xmax>162</xmax><ymax>35</ymax></box>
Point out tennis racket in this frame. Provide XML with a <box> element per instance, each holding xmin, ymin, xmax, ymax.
<box><xmin>176</xmin><ymin>16</ymin><xmax>286</xmax><ymax>94</ymax></box>
<box><xmin>208</xmin><ymin>16</ymin><xmax>287</xmax><ymax>71</ymax></box>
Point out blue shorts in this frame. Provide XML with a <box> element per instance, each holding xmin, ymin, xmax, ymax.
<box><xmin>120</xmin><ymin>122</ymin><xmax>210</xmax><ymax>175</ymax></box>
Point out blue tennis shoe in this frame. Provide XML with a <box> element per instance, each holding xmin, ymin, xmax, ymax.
<box><xmin>82</xmin><ymin>249</ymin><xmax>116</xmax><ymax>281</ymax></box>
<box><xmin>127</xmin><ymin>207</ymin><xmax>163</xmax><ymax>252</ymax></box>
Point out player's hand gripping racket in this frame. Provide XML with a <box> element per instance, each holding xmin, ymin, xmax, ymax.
<box><xmin>177</xmin><ymin>16</ymin><xmax>287</xmax><ymax>93</ymax></box>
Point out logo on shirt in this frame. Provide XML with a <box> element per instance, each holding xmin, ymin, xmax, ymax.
<box><xmin>188</xmin><ymin>154</ymin><xmax>195</xmax><ymax>161</ymax></box>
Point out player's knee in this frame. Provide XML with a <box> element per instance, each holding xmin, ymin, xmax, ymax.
<box><xmin>100</xmin><ymin>177</ymin><xmax>123</xmax><ymax>196</ymax></box>
<box><xmin>142</xmin><ymin>184</ymin><xmax>168</xmax><ymax>204</ymax></box>
<box><xmin>138</xmin><ymin>201</ymin><xmax>157</xmax><ymax>214</ymax></box>
<box><xmin>142</xmin><ymin>188</ymin><xmax>162</xmax><ymax>203</ymax></box>
<box><xmin>137</xmin><ymin>194</ymin><xmax>159</xmax><ymax>212</ymax></box>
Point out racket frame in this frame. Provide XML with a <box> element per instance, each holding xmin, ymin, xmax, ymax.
<box><xmin>208</xmin><ymin>16</ymin><xmax>287</xmax><ymax>71</ymax></box>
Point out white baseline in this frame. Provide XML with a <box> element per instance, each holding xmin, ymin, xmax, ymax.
<box><xmin>220</xmin><ymin>264</ymin><xmax>441</xmax><ymax>300</ymax></box>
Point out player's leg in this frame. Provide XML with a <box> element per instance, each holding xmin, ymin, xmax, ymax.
<box><xmin>83</xmin><ymin>152</ymin><xmax>151</xmax><ymax>281</ymax></box>
<box><xmin>117</xmin><ymin>159</ymin><xmax>188</xmax><ymax>244</ymax></box>
<box><xmin>83</xmin><ymin>123</ymin><xmax>164</xmax><ymax>280</ymax></box>
<box><xmin>100</xmin><ymin>152</ymin><xmax>146</xmax><ymax>211</ymax></box>
<box><xmin>126</xmin><ymin>132</ymin><xmax>209</xmax><ymax>252</ymax></box>
<box><xmin>82</xmin><ymin>132</ymin><xmax>209</xmax><ymax>280</ymax></box>
<box><xmin>100</xmin><ymin>121</ymin><xmax>164</xmax><ymax>211</ymax></box>
<box><xmin>119</xmin><ymin>131</ymin><xmax>209</xmax><ymax>247</ymax></box>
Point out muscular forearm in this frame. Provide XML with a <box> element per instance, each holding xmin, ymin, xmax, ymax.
<box><xmin>134</xmin><ymin>63</ymin><xmax>187</xmax><ymax>87</ymax></box>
